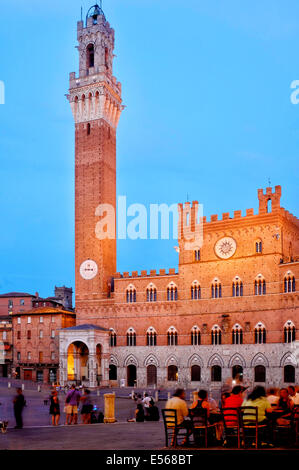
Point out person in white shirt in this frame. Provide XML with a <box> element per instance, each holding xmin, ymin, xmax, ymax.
<box><xmin>288</xmin><ymin>385</ymin><xmax>299</xmax><ymax>405</ymax></box>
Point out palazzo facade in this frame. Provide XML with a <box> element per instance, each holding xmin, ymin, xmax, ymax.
<box><xmin>59</xmin><ymin>5</ymin><xmax>299</xmax><ymax>391</ymax></box>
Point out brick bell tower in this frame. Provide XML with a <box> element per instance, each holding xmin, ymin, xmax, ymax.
<box><xmin>68</xmin><ymin>4</ymin><xmax>123</xmax><ymax>309</ymax></box>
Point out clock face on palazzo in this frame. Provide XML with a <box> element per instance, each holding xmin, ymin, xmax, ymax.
<box><xmin>214</xmin><ymin>237</ymin><xmax>237</xmax><ymax>259</ymax></box>
<box><xmin>79</xmin><ymin>260</ymin><xmax>98</xmax><ymax>280</ymax></box>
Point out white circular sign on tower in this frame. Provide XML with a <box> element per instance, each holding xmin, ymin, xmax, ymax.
<box><xmin>80</xmin><ymin>259</ymin><xmax>98</xmax><ymax>280</ymax></box>
<box><xmin>214</xmin><ymin>237</ymin><xmax>237</xmax><ymax>259</ymax></box>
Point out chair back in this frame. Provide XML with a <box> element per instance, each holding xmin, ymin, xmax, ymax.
<box><xmin>221</xmin><ymin>407</ymin><xmax>240</xmax><ymax>429</ymax></box>
<box><xmin>162</xmin><ymin>409</ymin><xmax>178</xmax><ymax>429</ymax></box>
<box><xmin>240</xmin><ymin>406</ymin><xmax>258</xmax><ymax>426</ymax></box>
<box><xmin>190</xmin><ymin>406</ymin><xmax>208</xmax><ymax>427</ymax></box>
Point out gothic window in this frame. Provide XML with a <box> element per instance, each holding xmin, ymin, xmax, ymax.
<box><xmin>126</xmin><ymin>328</ymin><xmax>136</xmax><ymax>347</ymax></box>
<box><xmin>211</xmin><ymin>279</ymin><xmax>222</xmax><ymax>298</ymax></box>
<box><xmin>254</xmin><ymin>365</ymin><xmax>266</xmax><ymax>382</ymax></box>
<box><xmin>87</xmin><ymin>123</ymin><xmax>91</xmax><ymax>135</ymax></box>
<box><xmin>109</xmin><ymin>364</ymin><xmax>117</xmax><ymax>381</ymax></box>
<box><xmin>191</xmin><ymin>281</ymin><xmax>201</xmax><ymax>300</ymax></box>
<box><xmin>191</xmin><ymin>365</ymin><xmax>201</xmax><ymax>382</ymax></box>
<box><xmin>146</xmin><ymin>327</ymin><xmax>157</xmax><ymax>346</ymax></box>
<box><xmin>211</xmin><ymin>365</ymin><xmax>222</xmax><ymax>382</ymax></box>
<box><xmin>194</xmin><ymin>250</ymin><xmax>201</xmax><ymax>261</ymax></box>
<box><xmin>167</xmin><ymin>283</ymin><xmax>178</xmax><ymax>301</ymax></box>
<box><xmin>126</xmin><ymin>285</ymin><xmax>136</xmax><ymax>303</ymax></box>
<box><xmin>232</xmin><ymin>324</ymin><xmax>243</xmax><ymax>345</ymax></box>
<box><xmin>284</xmin><ymin>273</ymin><xmax>296</xmax><ymax>293</ymax></box>
<box><xmin>146</xmin><ymin>284</ymin><xmax>157</xmax><ymax>302</ymax></box>
<box><xmin>211</xmin><ymin>325</ymin><xmax>222</xmax><ymax>345</ymax></box>
<box><xmin>167</xmin><ymin>327</ymin><xmax>178</xmax><ymax>346</ymax></box>
<box><xmin>86</xmin><ymin>43</ymin><xmax>94</xmax><ymax>68</ymax></box>
<box><xmin>168</xmin><ymin>365</ymin><xmax>178</xmax><ymax>381</ymax></box>
<box><xmin>109</xmin><ymin>329</ymin><xmax>117</xmax><ymax>347</ymax></box>
<box><xmin>232</xmin><ymin>277</ymin><xmax>243</xmax><ymax>297</ymax></box>
<box><xmin>255</xmin><ymin>276</ymin><xmax>266</xmax><ymax>295</ymax></box>
<box><xmin>191</xmin><ymin>326</ymin><xmax>201</xmax><ymax>345</ymax></box>
<box><xmin>284</xmin><ymin>321</ymin><xmax>296</xmax><ymax>343</ymax></box>
<box><xmin>254</xmin><ymin>322</ymin><xmax>266</xmax><ymax>344</ymax></box>
<box><xmin>284</xmin><ymin>365</ymin><xmax>295</xmax><ymax>383</ymax></box>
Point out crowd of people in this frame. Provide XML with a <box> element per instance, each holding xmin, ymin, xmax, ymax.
<box><xmin>127</xmin><ymin>392</ymin><xmax>160</xmax><ymax>422</ymax></box>
<box><xmin>165</xmin><ymin>385</ymin><xmax>299</xmax><ymax>447</ymax></box>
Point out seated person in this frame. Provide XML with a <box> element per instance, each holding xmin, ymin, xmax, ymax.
<box><xmin>223</xmin><ymin>386</ymin><xmax>246</xmax><ymax>426</ymax></box>
<box><xmin>276</xmin><ymin>388</ymin><xmax>294</xmax><ymax>425</ymax></box>
<box><xmin>145</xmin><ymin>399</ymin><xmax>160</xmax><ymax>421</ymax></box>
<box><xmin>127</xmin><ymin>403</ymin><xmax>145</xmax><ymax>422</ymax></box>
<box><xmin>242</xmin><ymin>386</ymin><xmax>272</xmax><ymax>424</ymax></box>
<box><xmin>166</xmin><ymin>389</ymin><xmax>193</xmax><ymax>445</ymax></box>
<box><xmin>266</xmin><ymin>388</ymin><xmax>279</xmax><ymax>406</ymax></box>
<box><xmin>190</xmin><ymin>389</ymin><xmax>210</xmax><ymax>424</ymax></box>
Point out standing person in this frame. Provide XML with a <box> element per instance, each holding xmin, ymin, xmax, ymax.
<box><xmin>142</xmin><ymin>393</ymin><xmax>152</xmax><ymax>418</ymax></box>
<box><xmin>166</xmin><ymin>389</ymin><xmax>193</xmax><ymax>445</ymax></box>
<box><xmin>80</xmin><ymin>389</ymin><xmax>93</xmax><ymax>424</ymax></box>
<box><xmin>49</xmin><ymin>390</ymin><xmax>60</xmax><ymax>426</ymax></box>
<box><xmin>65</xmin><ymin>384</ymin><xmax>81</xmax><ymax>425</ymax></box>
<box><xmin>13</xmin><ymin>388</ymin><xmax>26</xmax><ymax>429</ymax></box>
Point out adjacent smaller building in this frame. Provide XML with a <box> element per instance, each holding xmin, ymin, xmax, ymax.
<box><xmin>12</xmin><ymin>306</ymin><xmax>76</xmax><ymax>383</ymax></box>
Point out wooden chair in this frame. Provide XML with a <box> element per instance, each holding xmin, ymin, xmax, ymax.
<box><xmin>273</xmin><ymin>405</ymin><xmax>298</xmax><ymax>447</ymax></box>
<box><xmin>239</xmin><ymin>406</ymin><xmax>268</xmax><ymax>448</ymax></box>
<box><xmin>221</xmin><ymin>407</ymin><xmax>241</xmax><ymax>448</ymax></box>
<box><xmin>189</xmin><ymin>407</ymin><xmax>217</xmax><ymax>448</ymax></box>
<box><xmin>162</xmin><ymin>409</ymin><xmax>189</xmax><ymax>447</ymax></box>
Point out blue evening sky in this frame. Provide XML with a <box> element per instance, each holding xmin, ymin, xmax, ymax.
<box><xmin>0</xmin><ymin>0</ymin><xmax>298</xmax><ymax>299</ymax></box>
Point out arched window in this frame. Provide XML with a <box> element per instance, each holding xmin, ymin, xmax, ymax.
<box><xmin>126</xmin><ymin>285</ymin><xmax>136</xmax><ymax>303</ymax></box>
<box><xmin>255</xmin><ymin>240</ymin><xmax>262</xmax><ymax>253</ymax></box>
<box><xmin>254</xmin><ymin>365</ymin><xmax>266</xmax><ymax>382</ymax></box>
<box><xmin>191</xmin><ymin>326</ymin><xmax>201</xmax><ymax>345</ymax></box>
<box><xmin>232</xmin><ymin>277</ymin><xmax>243</xmax><ymax>297</ymax></box>
<box><xmin>194</xmin><ymin>250</ymin><xmax>201</xmax><ymax>261</ymax></box>
<box><xmin>109</xmin><ymin>329</ymin><xmax>117</xmax><ymax>347</ymax></box>
<box><xmin>284</xmin><ymin>272</ymin><xmax>296</xmax><ymax>293</ymax></box>
<box><xmin>254</xmin><ymin>323</ymin><xmax>266</xmax><ymax>344</ymax></box>
<box><xmin>284</xmin><ymin>365</ymin><xmax>295</xmax><ymax>383</ymax></box>
<box><xmin>284</xmin><ymin>321</ymin><xmax>296</xmax><ymax>343</ymax></box>
<box><xmin>232</xmin><ymin>324</ymin><xmax>243</xmax><ymax>345</ymax></box>
<box><xmin>87</xmin><ymin>123</ymin><xmax>91</xmax><ymax>135</ymax></box>
<box><xmin>255</xmin><ymin>275</ymin><xmax>266</xmax><ymax>295</ymax></box>
<box><xmin>211</xmin><ymin>365</ymin><xmax>222</xmax><ymax>382</ymax></box>
<box><xmin>167</xmin><ymin>327</ymin><xmax>178</xmax><ymax>346</ymax></box>
<box><xmin>167</xmin><ymin>283</ymin><xmax>178</xmax><ymax>301</ymax></box>
<box><xmin>146</xmin><ymin>327</ymin><xmax>157</xmax><ymax>346</ymax></box>
<box><xmin>211</xmin><ymin>279</ymin><xmax>222</xmax><ymax>298</ymax></box>
<box><xmin>168</xmin><ymin>365</ymin><xmax>178</xmax><ymax>381</ymax></box>
<box><xmin>232</xmin><ymin>365</ymin><xmax>243</xmax><ymax>381</ymax></box>
<box><xmin>109</xmin><ymin>364</ymin><xmax>117</xmax><ymax>380</ymax></box>
<box><xmin>211</xmin><ymin>325</ymin><xmax>222</xmax><ymax>345</ymax></box>
<box><xmin>191</xmin><ymin>281</ymin><xmax>201</xmax><ymax>300</ymax></box>
<box><xmin>126</xmin><ymin>328</ymin><xmax>136</xmax><ymax>347</ymax></box>
<box><xmin>86</xmin><ymin>43</ymin><xmax>94</xmax><ymax>68</ymax></box>
<box><xmin>146</xmin><ymin>284</ymin><xmax>157</xmax><ymax>302</ymax></box>
<box><xmin>191</xmin><ymin>365</ymin><xmax>201</xmax><ymax>382</ymax></box>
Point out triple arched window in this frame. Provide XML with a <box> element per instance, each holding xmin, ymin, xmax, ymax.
<box><xmin>232</xmin><ymin>277</ymin><xmax>243</xmax><ymax>297</ymax></box>
<box><xmin>232</xmin><ymin>324</ymin><xmax>243</xmax><ymax>344</ymax></box>
<box><xmin>284</xmin><ymin>273</ymin><xmax>296</xmax><ymax>293</ymax></box>
<box><xmin>109</xmin><ymin>329</ymin><xmax>117</xmax><ymax>347</ymax></box>
<box><xmin>146</xmin><ymin>327</ymin><xmax>157</xmax><ymax>346</ymax></box>
<box><xmin>146</xmin><ymin>284</ymin><xmax>157</xmax><ymax>302</ymax></box>
<box><xmin>211</xmin><ymin>325</ymin><xmax>222</xmax><ymax>345</ymax></box>
<box><xmin>191</xmin><ymin>326</ymin><xmax>201</xmax><ymax>345</ymax></box>
<box><xmin>211</xmin><ymin>279</ymin><xmax>222</xmax><ymax>298</ymax></box>
<box><xmin>126</xmin><ymin>328</ymin><xmax>136</xmax><ymax>346</ymax></box>
<box><xmin>167</xmin><ymin>327</ymin><xmax>178</xmax><ymax>346</ymax></box>
<box><xmin>255</xmin><ymin>276</ymin><xmax>266</xmax><ymax>295</ymax></box>
<box><xmin>284</xmin><ymin>321</ymin><xmax>296</xmax><ymax>343</ymax></box>
<box><xmin>126</xmin><ymin>285</ymin><xmax>136</xmax><ymax>303</ymax></box>
<box><xmin>191</xmin><ymin>281</ymin><xmax>201</xmax><ymax>300</ymax></box>
<box><xmin>254</xmin><ymin>322</ymin><xmax>266</xmax><ymax>344</ymax></box>
<box><xmin>167</xmin><ymin>283</ymin><xmax>178</xmax><ymax>301</ymax></box>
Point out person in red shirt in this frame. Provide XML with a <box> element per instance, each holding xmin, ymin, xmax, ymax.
<box><xmin>223</xmin><ymin>386</ymin><xmax>246</xmax><ymax>426</ymax></box>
